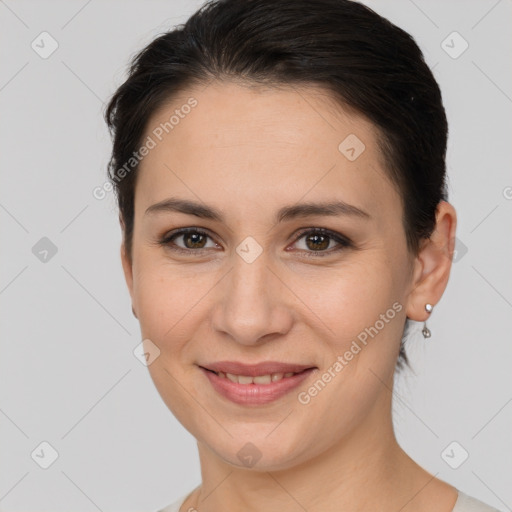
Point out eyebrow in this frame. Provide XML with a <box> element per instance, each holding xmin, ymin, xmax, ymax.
<box><xmin>144</xmin><ymin>197</ymin><xmax>371</xmax><ymax>223</ymax></box>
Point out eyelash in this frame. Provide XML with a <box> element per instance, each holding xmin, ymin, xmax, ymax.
<box><xmin>158</xmin><ymin>227</ymin><xmax>353</xmax><ymax>258</ymax></box>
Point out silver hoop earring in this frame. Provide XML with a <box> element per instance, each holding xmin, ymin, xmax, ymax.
<box><xmin>422</xmin><ymin>303</ymin><xmax>433</xmax><ymax>338</ymax></box>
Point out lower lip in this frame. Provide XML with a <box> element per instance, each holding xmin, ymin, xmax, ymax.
<box><xmin>199</xmin><ymin>367</ymin><xmax>316</xmax><ymax>406</ymax></box>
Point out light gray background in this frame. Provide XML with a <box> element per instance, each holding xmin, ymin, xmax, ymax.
<box><xmin>1</xmin><ymin>0</ymin><xmax>511</xmax><ymax>511</ymax></box>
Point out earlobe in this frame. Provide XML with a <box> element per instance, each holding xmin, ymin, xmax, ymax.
<box><xmin>405</xmin><ymin>201</ymin><xmax>457</xmax><ymax>322</ymax></box>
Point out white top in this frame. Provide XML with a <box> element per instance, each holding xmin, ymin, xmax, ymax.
<box><xmin>155</xmin><ymin>487</ymin><xmax>503</xmax><ymax>512</ymax></box>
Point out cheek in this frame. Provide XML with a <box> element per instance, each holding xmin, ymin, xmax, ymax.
<box><xmin>132</xmin><ymin>264</ymin><xmax>209</xmax><ymax>420</ymax></box>
<box><xmin>132</xmin><ymin>258</ymin><xmax>195</xmax><ymax>345</ymax></box>
<box><xmin>132</xmin><ymin>259</ymin><xmax>222</xmax><ymax>371</ymax></box>
<box><xmin>298</xmin><ymin>259</ymin><xmax>400</xmax><ymax>344</ymax></box>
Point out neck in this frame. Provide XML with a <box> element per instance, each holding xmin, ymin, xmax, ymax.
<box><xmin>188</xmin><ymin>390</ymin><xmax>445</xmax><ymax>512</ymax></box>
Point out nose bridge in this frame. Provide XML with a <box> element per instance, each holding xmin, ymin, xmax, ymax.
<box><xmin>211</xmin><ymin>246</ymin><xmax>291</xmax><ymax>345</ymax></box>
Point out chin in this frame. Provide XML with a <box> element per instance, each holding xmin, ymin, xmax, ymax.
<box><xmin>201</xmin><ymin>430</ymin><xmax>314</xmax><ymax>472</ymax></box>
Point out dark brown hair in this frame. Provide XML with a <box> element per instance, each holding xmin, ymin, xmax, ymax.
<box><xmin>104</xmin><ymin>0</ymin><xmax>449</xmax><ymax>370</ymax></box>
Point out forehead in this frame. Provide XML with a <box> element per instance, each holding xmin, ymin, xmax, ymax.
<box><xmin>135</xmin><ymin>81</ymin><xmax>400</xmax><ymax>224</ymax></box>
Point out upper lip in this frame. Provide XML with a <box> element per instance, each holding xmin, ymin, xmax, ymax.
<box><xmin>199</xmin><ymin>361</ymin><xmax>316</xmax><ymax>376</ymax></box>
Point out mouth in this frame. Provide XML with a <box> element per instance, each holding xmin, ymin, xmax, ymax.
<box><xmin>198</xmin><ymin>361</ymin><xmax>317</xmax><ymax>405</ymax></box>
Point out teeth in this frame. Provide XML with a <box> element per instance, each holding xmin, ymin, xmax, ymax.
<box><xmin>253</xmin><ymin>374</ymin><xmax>271</xmax><ymax>384</ymax></box>
<box><xmin>238</xmin><ymin>375</ymin><xmax>253</xmax><ymax>384</ymax></box>
<box><xmin>217</xmin><ymin>371</ymin><xmax>299</xmax><ymax>384</ymax></box>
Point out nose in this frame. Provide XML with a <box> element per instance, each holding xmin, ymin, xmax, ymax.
<box><xmin>210</xmin><ymin>251</ymin><xmax>294</xmax><ymax>346</ymax></box>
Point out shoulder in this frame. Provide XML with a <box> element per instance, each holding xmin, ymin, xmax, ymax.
<box><xmin>452</xmin><ymin>490</ymin><xmax>503</xmax><ymax>512</ymax></box>
<box><xmin>154</xmin><ymin>487</ymin><xmax>504</xmax><ymax>512</ymax></box>
<box><xmin>154</xmin><ymin>487</ymin><xmax>198</xmax><ymax>512</ymax></box>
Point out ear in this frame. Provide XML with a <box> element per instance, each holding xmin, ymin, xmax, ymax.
<box><xmin>406</xmin><ymin>200</ymin><xmax>457</xmax><ymax>322</ymax></box>
<box><xmin>119</xmin><ymin>214</ymin><xmax>137</xmax><ymax>318</ymax></box>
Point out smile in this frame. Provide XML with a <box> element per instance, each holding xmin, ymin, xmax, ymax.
<box><xmin>199</xmin><ymin>365</ymin><xmax>316</xmax><ymax>405</ymax></box>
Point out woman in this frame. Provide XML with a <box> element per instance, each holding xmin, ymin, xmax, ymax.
<box><xmin>104</xmin><ymin>1</ymin><xmax>502</xmax><ymax>511</ymax></box>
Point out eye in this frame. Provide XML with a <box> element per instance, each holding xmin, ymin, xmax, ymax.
<box><xmin>158</xmin><ymin>227</ymin><xmax>352</xmax><ymax>258</ymax></box>
<box><xmin>159</xmin><ymin>227</ymin><xmax>219</xmax><ymax>254</ymax></box>
<box><xmin>290</xmin><ymin>228</ymin><xmax>352</xmax><ymax>257</ymax></box>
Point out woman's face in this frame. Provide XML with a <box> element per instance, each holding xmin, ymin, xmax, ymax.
<box><xmin>122</xmin><ymin>81</ymin><xmax>419</xmax><ymax>469</ymax></box>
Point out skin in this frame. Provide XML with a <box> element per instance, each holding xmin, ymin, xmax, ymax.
<box><xmin>120</xmin><ymin>81</ymin><xmax>458</xmax><ymax>512</ymax></box>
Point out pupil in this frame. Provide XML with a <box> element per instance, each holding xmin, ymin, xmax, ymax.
<box><xmin>185</xmin><ymin>232</ymin><xmax>205</xmax><ymax>249</ymax></box>
<box><xmin>307</xmin><ymin>234</ymin><xmax>329</xmax><ymax>251</ymax></box>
